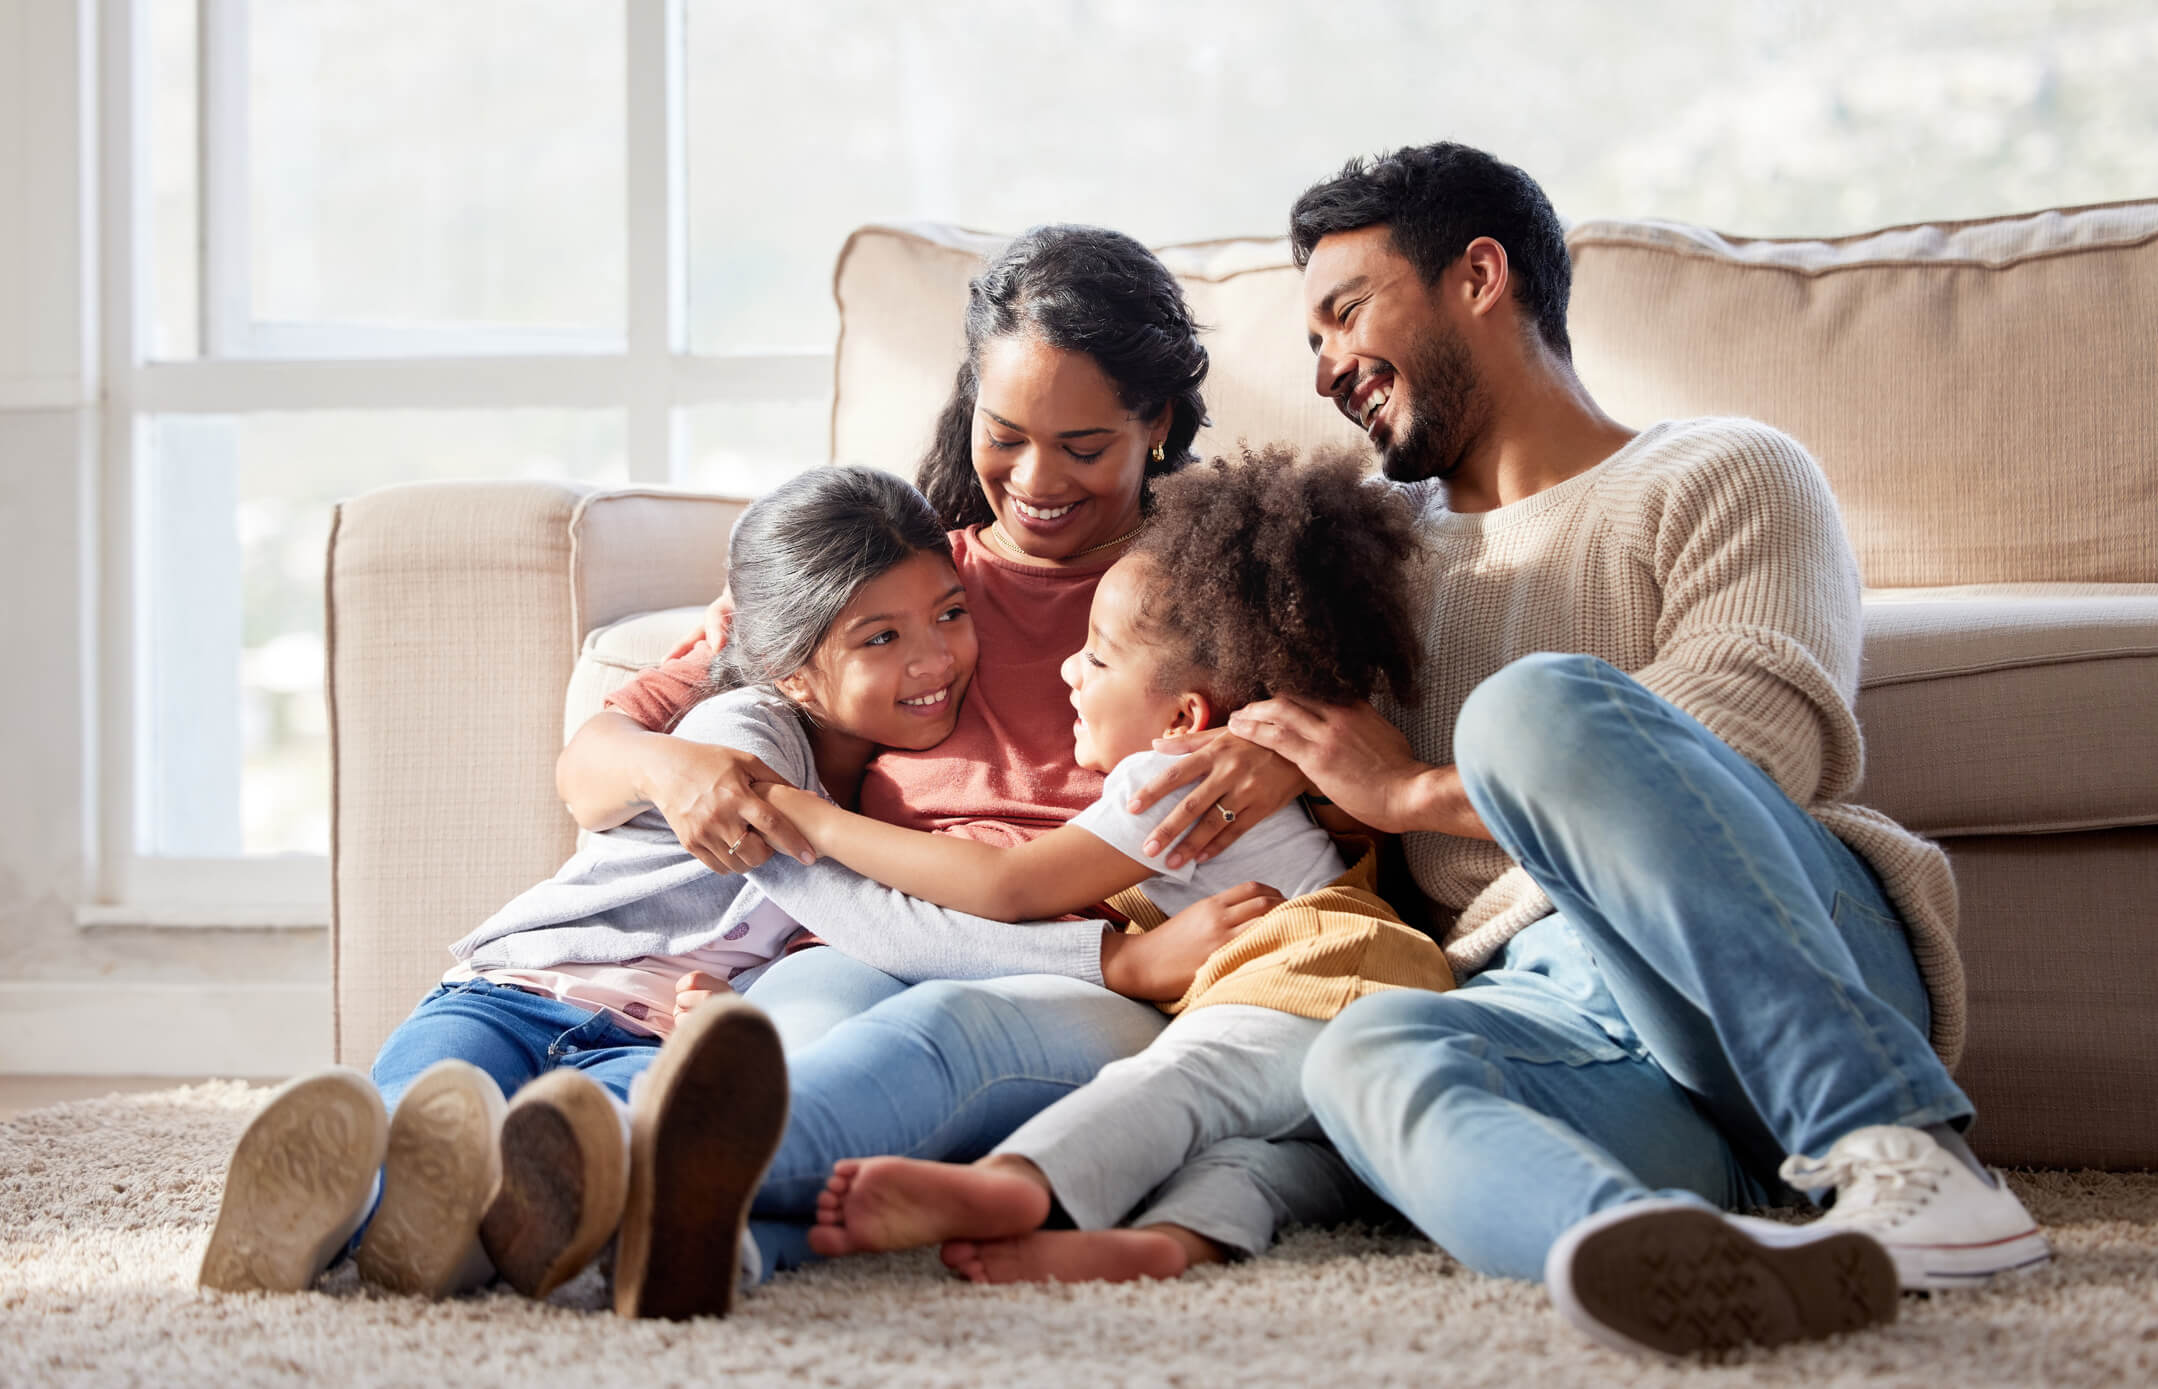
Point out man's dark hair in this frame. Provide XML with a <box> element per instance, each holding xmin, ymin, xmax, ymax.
<box><xmin>1129</xmin><ymin>445</ymin><xmax>1422</xmax><ymax>711</ymax></box>
<box><xmin>1289</xmin><ymin>142</ymin><xmax>1572</xmax><ymax>359</ymax></box>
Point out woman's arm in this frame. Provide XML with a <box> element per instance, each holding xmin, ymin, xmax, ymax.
<box><xmin>765</xmin><ymin>784</ymin><xmax>1150</xmax><ymax>923</ymax></box>
<box><xmin>556</xmin><ymin>711</ymin><xmax>814</xmax><ymax>873</ymax></box>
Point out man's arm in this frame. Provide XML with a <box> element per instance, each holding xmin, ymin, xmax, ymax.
<box><xmin>1220</xmin><ymin>697</ymin><xmax>1492</xmax><ymax>841</ymax></box>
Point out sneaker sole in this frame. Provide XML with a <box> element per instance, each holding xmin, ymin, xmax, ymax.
<box><xmin>482</xmin><ymin>1069</ymin><xmax>629</xmax><ymax>1299</ymax></box>
<box><xmin>1548</xmin><ymin>1200</ymin><xmax>1900</xmax><ymax>1357</ymax></box>
<box><xmin>198</xmin><ymin>1068</ymin><xmax>387</xmax><ymax>1293</ymax></box>
<box><xmin>355</xmin><ymin>1060</ymin><xmax>505</xmax><ymax>1297</ymax></box>
<box><xmin>614</xmin><ymin>998</ymin><xmax>788</xmax><ymax>1320</ymax></box>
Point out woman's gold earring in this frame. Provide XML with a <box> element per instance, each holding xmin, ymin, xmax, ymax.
<box><xmin>1150</xmin><ymin>444</ymin><xmax>1166</xmax><ymax>463</ymax></box>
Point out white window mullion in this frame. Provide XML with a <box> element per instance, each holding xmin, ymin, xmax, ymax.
<box><xmin>197</xmin><ymin>0</ymin><xmax>251</xmax><ymax>358</ymax></box>
<box><xmin>624</xmin><ymin>0</ymin><xmax>686</xmax><ymax>485</ymax></box>
<box><xmin>94</xmin><ymin>0</ymin><xmax>143</xmax><ymax>907</ymax></box>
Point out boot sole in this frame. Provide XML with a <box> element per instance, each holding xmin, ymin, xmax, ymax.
<box><xmin>614</xmin><ymin>998</ymin><xmax>788</xmax><ymax>1320</ymax></box>
<box><xmin>1548</xmin><ymin>1200</ymin><xmax>1899</xmax><ymax>1357</ymax></box>
<box><xmin>482</xmin><ymin>1070</ymin><xmax>629</xmax><ymax>1299</ymax></box>
<box><xmin>355</xmin><ymin>1060</ymin><xmax>504</xmax><ymax>1297</ymax></box>
<box><xmin>198</xmin><ymin>1068</ymin><xmax>387</xmax><ymax>1293</ymax></box>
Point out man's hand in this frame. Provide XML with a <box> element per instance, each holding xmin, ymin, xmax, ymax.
<box><xmin>1100</xmin><ymin>881</ymin><xmax>1285</xmax><ymax>1001</ymax></box>
<box><xmin>1226</xmin><ymin>696</ymin><xmax>1486</xmax><ymax>839</ymax></box>
<box><xmin>645</xmin><ymin>742</ymin><xmax>816</xmax><ymax>873</ymax></box>
<box><xmin>674</xmin><ymin>970</ymin><xmax>733</xmax><ymax>1018</ymax></box>
<box><xmin>1125</xmin><ymin>730</ymin><xmax>1311</xmax><ymax>869</ymax></box>
<box><xmin>665</xmin><ymin>588</ymin><xmax>737</xmax><ymax>661</ymax></box>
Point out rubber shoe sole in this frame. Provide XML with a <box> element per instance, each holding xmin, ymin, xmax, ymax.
<box><xmin>354</xmin><ymin>1060</ymin><xmax>506</xmax><ymax>1297</ymax></box>
<box><xmin>198</xmin><ymin>1067</ymin><xmax>387</xmax><ymax>1293</ymax></box>
<box><xmin>1876</xmin><ymin>1223</ymin><xmax>2054</xmax><ymax>1290</ymax></box>
<box><xmin>482</xmin><ymin>1068</ymin><xmax>630</xmax><ymax>1299</ymax></box>
<box><xmin>1546</xmin><ymin>1199</ymin><xmax>1900</xmax><ymax>1358</ymax></box>
<box><xmin>613</xmin><ymin>997</ymin><xmax>787</xmax><ymax>1320</ymax></box>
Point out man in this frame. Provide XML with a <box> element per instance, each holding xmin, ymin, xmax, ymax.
<box><xmin>1135</xmin><ymin>142</ymin><xmax>2047</xmax><ymax>1357</ymax></box>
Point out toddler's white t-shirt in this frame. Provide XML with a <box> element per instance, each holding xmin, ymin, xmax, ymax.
<box><xmin>1069</xmin><ymin>750</ymin><xmax>1345</xmax><ymax>916</ymax></box>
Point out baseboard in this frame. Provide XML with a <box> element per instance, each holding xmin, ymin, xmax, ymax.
<box><xmin>0</xmin><ymin>982</ymin><xmax>332</xmax><ymax>1076</ymax></box>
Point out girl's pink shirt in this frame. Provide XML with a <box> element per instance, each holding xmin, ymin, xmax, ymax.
<box><xmin>602</xmin><ymin>526</ymin><xmax>1113</xmax><ymax>845</ymax></box>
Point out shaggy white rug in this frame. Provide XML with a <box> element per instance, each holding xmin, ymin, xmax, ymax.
<box><xmin>2</xmin><ymin>1082</ymin><xmax>2153</xmax><ymax>1388</ymax></box>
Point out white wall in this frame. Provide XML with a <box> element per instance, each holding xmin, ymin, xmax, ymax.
<box><xmin>0</xmin><ymin>0</ymin><xmax>328</xmax><ymax>1078</ymax></box>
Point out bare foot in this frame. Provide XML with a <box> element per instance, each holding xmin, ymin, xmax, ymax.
<box><xmin>940</xmin><ymin>1228</ymin><xmax>1193</xmax><ymax>1284</ymax></box>
<box><xmin>805</xmin><ymin>1157</ymin><xmax>1051</xmax><ymax>1257</ymax></box>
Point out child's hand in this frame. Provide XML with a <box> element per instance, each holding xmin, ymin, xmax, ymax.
<box><xmin>1102</xmin><ymin>881</ymin><xmax>1285</xmax><ymax>1002</ymax></box>
<box><xmin>665</xmin><ymin>588</ymin><xmax>737</xmax><ymax>661</ymax></box>
<box><xmin>674</xmin><ymin>970</ymin><xmax>733</xmax><ymax>1018</ymax></box>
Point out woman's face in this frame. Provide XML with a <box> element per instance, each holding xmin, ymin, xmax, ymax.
<box><xmin>972</xmin><ymin>334</ymin><xmax>1169</xmax><ymax>563</ymax></box>
<box><xmin>779</xmin><ymin>550</ymin><xmax>978</xmax><ymax>751</ymax></box>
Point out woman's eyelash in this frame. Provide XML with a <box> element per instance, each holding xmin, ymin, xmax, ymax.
<box><xmin>985</xmin><ymin>435</ymin><xmax>1021</xmax><ymax>450</ymax></box>
<box><xmin>1068</xmin><ymin>449</ymin><xmax>1104</xmax><ymax>463</ymax></box>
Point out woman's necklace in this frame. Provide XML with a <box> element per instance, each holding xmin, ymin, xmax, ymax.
<box><xmin>987</xmin><ymin>516</ymin><xmax>1145</xmax><ymax>564</ymax></box>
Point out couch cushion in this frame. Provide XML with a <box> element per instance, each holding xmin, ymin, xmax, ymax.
<box><xmin>563</xmin><ymin>606</ymin><xmax>705</xmax><ymax>740</ymax></box>
<box><xmin>1566</xmin><ymin>201</ymin><xmax>2158</xmax><ymax>588</ymax></box>
<box><xmin>1855</xmin><ymin>586</ymin><xmax>2158</xmax><ymax>836</ymax></box>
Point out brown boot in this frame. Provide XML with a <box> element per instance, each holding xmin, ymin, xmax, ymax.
<box><xmin>612</xmin><ymin>996</ymin><xmax>788</xmax><ymax>1319</ymax></box>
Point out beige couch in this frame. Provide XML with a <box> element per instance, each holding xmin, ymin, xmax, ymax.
<box><xmin>327</xmin><ymin>201</ymin><xmax>2158</xmax><ymax>1171</ymax></box>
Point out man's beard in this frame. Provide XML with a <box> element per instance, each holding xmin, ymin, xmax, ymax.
<box><xmin>1376</xmin><ymin>323</ymin><xmax>1483</xmax><ymax>484</ymax></box>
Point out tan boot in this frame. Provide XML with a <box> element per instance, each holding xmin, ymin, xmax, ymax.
<box><xmin>481</xmin><ymin>1068</ymin><xmax>630</xmax><ymax>1299</ymax></box>
<box><xmin>613</xmin><ymin>997</ymin><xmax>787</xmax><ymax>1319</ymax></box>
<box><xmin>355</xmin><ymin>1059</ymin><xmax>506</xmax><ymax>1297</ymax></box>
<box><xmin>198</xmin><ymin>1067</ymin><xmax>387</xmax><ymax>1293</ymax></box>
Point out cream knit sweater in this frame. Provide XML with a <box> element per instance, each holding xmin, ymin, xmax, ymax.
<box><xmin>1380</xmin><ymin>417</ymin><xmax>1966</xmax><ymax>1066</ymax></box>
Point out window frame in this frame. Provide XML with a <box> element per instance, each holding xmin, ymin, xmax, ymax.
<box><xmin>87</xmin><ymin>0</ymin><xmax>828</xmax><ymax>926</ymax></box>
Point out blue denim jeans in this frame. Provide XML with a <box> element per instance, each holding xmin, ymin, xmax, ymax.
<box><xmin>370</xmin><ymin>979</ymin><xmax>662</xmax><ymax>1113</ymax></box>
<box><xmin>742</xmin><ymin>973</ymin><xmax>1171</xmax><ymax>1279</ymax></box>
<box><xmin>740</xmin><ymin>946</ymin><xmax>911</xmax><ymax>1054</ymax></box>
<box><xmin>1303</xmin><ymin>653</ymin><xmax>1972</xmax><ymax>1282</ymax></box>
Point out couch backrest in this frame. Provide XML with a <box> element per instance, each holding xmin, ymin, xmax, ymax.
<box><xmin>830</xmin><ymin>201</ymin><xmax>2158</xmax><ymax>588</ymax></box>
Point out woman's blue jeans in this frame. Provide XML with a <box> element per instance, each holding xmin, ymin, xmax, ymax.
<box><xmin>1302</xmin><ymin>653</ymin><xmax>1973</xmax><ymax>1282</ymax></box>
<box><xmin>743</xmin><ymin>972</ymin><xmax>1171</xmax><ymax>1278</ymax></box>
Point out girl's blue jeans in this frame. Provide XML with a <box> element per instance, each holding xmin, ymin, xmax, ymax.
<box><xmin>1300</xmin><ymin>653</ymin><xmax>1973</xmax><ymax>1281</ymax></box>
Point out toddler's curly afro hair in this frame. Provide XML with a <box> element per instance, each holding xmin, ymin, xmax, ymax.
<box><xmin>1128</xmin><ymin>445</ymin><xmax>1423</xmax><ymax>711</ymax></box>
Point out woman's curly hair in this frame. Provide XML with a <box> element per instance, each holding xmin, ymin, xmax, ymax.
<box><xmin>1128</xmin><ymin>445</ymin><xmax>1423</xmax><ymax>711</ymax></box>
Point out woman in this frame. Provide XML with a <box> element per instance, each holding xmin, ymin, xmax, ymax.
<box><xmin>555</xmin><ymin>226</ymin><xmax>1360</xmax><ymax>1308</ymax></box>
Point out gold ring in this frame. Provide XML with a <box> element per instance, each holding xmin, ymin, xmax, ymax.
<box><xmin>1215</xmin><ymin>803</ymin><xmax>1237</xmax><ymax>825</ymax></box>
<box><xmin>728</xmin><ymin>832</ymin><xmax>750</xmax><ymax>856</ymax></box>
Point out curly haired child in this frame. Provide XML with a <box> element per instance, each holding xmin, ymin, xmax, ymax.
<box><xmin>760</xmin><ymin>445</ymin><xmax>1456</xmax><ymax>1284</ymax></box>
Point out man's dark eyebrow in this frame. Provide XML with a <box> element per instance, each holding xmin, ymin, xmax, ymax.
<box><xmin>845</xmin><ymin>584</ymin><xmax>967</xmax><ymax>630</ymax></box>
<box><xmin>1308</xmin><ymin>274</ymin><xmax>1372</xmax><ymax>351</ymax></box>
<box><xmin>980</xmin><ymin>406</ymin><xmax>1115</xmax><ymax>440</ymax></box>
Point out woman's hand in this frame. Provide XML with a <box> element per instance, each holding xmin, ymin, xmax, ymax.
<box><xmin>1127</xmin><ymin>730</ymin><xmax>1311</xmax><ymax>870</ymax></box>
<box><xmin>644</xmin><ymin>741</ymin><xmax>816</xmax><ymax>874</ymax></box>
<box><xmin>664</xmin><ymin>588</ymin><xmax>737</xmax><ymax>661</ymax></box>
<box><xmin>674</xmin><ymin>970</ymin><xmax>733</xmax><ymax>1018</ymax></box>
<box><xmin>1099</xmin><ymin>880</ymin><xmax>1285</xmax><ymax>1001</ymax></box>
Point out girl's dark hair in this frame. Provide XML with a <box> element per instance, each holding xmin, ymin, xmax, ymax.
<box><xmin>917</xmin><ymin>225</ymin><xmax>1211</xmax><ymax>530</ymax></box>
<box><xmin>707</xmin><ymin>466</ymin><xmax>952</xmax><ymax>699</ymax></box>
<box><xmin>1129</xmin><ymin>446</ymin><xmax>1423</xmax><ymax>710</ymax></box>
<box><xmin>1290</xmin><ymin>141</ymin><xmax>1573</xmax><ymax>360</ymax></box>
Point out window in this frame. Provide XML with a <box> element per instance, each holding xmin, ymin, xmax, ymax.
<box><xmin>103</xmin><ymin>0</ymin><xmax>2157</xmax><ymax>919</ymax></box>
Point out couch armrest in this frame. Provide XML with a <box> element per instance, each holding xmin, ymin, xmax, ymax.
<box><xmin>327</xmin><ymin>480</ymin><xmax>747</xmax><ymax>1066</ymax></box>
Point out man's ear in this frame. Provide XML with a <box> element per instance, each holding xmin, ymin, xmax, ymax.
<box><xmin>1459</xmin><ymin>236</ymin><xmax>1512</xmax><ymax>321</ymax></box>
<box><xmin>1164</xmin><ymin>691</ymin><xmax>1215</xmax><ymax>737</ymax></box>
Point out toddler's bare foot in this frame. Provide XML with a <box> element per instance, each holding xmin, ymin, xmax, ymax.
<box><xmin>940</xmin><ymin>1228</ymin><xmax>1192</xmax><ymax>1284</ymax></box>
<box><xmin>807</xmin><ymin>1156</ymin><xmax>1050</xmax><ymax>1256</ymax></box>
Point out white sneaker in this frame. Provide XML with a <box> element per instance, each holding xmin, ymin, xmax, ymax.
<box><xmin>199</xmin><ymin>1067</ymin><xmax>388</xmax><ymax>1293</ymax></box>
<box><xmin>355</xmin><ymin>1060</ymin><xmax>507</xmax><ymax>1297</ymax></box>
<box><xmin>1780</xmin><ymin>1125</ymin><xmax>2052</xmax><ymax>1290</ymax></box>
<box><xmin>1545</xmin><ymin>1197</ymin><xmax>1900</xmax><ymax>1358</ymax></box>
